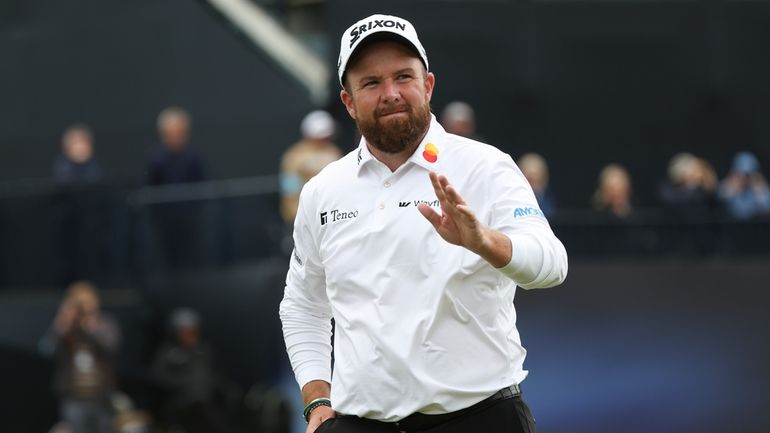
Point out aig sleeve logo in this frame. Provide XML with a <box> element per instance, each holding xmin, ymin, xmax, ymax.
<box><xmin>513</xmin><ymin>207</ymin><xmax>545</xmax><ymax>219</ymax></box>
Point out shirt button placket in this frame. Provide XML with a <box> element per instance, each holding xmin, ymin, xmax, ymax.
<box><xmin>380</xmin><ymin>180</ymin><xmax>391</xmax><ymax>211</ymax></box>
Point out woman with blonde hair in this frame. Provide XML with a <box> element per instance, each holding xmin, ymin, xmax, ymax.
<box><xmin>592</xmin><ymin>163</ymin><xmax>633</xmax><ymax>219</ymax></box>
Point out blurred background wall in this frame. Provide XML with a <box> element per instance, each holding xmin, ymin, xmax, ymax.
<box><xmin>1</xmin><ymin>0</ymin><xmax>769</xmax><ymax>432</ymax></box>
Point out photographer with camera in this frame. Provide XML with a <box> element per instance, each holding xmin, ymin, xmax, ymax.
<box><xmin>46</xmin><ymin>281</ymin><xmax>121</xmax><ymax>433</ymax></box>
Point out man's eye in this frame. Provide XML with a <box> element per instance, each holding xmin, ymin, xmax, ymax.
<box><xmin>397</xmin><ymin>74</ymin><xmax>412</xmax><ymax>81</ymax></box>
<box><xmin>363</xmin><ymin>81</ymin><xmax>378</xmax><ymax>88</ymax></box>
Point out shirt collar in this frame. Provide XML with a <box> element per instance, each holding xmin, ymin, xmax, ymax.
<box><xmin>407</xmin><ymin>115</ymin><xmax>444</xmax><ymax>171</ymax></box>
<box><xmin>354</xmin><ymin>114</ymin><xmax>445</xmax><ymax>174</ymax></box>
<box><xmin>354</xmin><ymin>137</ymin><xmax>376</xmax><ymax>173</ymax></box>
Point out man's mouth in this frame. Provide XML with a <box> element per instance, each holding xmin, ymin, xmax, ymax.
<box><xmin>377</xmin><ymin>106</ymin><xmax>409</xmax><ymax>118</ymax></box>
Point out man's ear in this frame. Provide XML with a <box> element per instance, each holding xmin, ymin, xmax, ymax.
<box><xmin>340</xmin><ymin>89</ymin><xmax>357</xmax><ymax>120</ymax></box>
<box><xmin>424</xmin><ymin>72</ymin><xmax>436</xmax><ymax>103</ymax></box>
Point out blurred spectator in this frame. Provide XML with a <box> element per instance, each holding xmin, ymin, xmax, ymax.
<box><xmin>150</xmin><ymin>308</ymin><xmax>237</xmax><ymax>433</ymax></box>
<box><xmin>147</xmin><ymin>107</ymin><xmax>206</xmax><ymax>186</ymax></box>
<box><xmin>697</xmin><ymin>158</ymin><xmax>718</xmax><ymax>190</ymax></box>
<box><xmin>146</xmin><ymin>107</ymin><xmax>207</xmax><ymax>269</ymax></box>
<box><xmin>589</xmin><ymin>164</ymin><xmax>657</xmax><ymax>254</ymax></box>
<box><xmin>658</xmin><ymin>153</ymin><xmax>720</xmax><ymax>254</ymax></box>
<box><xmin>658</xmin><ymin>153</ymin><xmax>718</xmax><ymax>213</ymax></box>
<box><xmin>44</xmin><ymin>281</ymin><xmax>121</xmax><ymax>433</ymax></box>
<box><xmin>592</xmin><ymin>163</ymin><xmax>634</xmax><ymax>219</ymax></box>
<box><xmin>718</xmin><ymin>151</ymin><xmax>770</xmax><ymax>220</ymax></box>
<box><xmin>279</xmin><ymin>110</ymin><xmax>342</xmax><ymax>225</ymax></box>
<box><xmin>518</xmin><ymin>152</ymin><xmax>556</xmax><ymax>217</ymax></box>
<box><xmin>52</xmin><ymin>124</ymin><xmax>107</xmax><ymax>285</ymax></box>
<box><xmin>439</xmin><ymin>101</ymin><xmax>480</xmax><ymax>140</ymax></box>
<box><xmin>53</xmin><ymin>124</ymin><xmax>102</xmax><ymax>184</ymax></box>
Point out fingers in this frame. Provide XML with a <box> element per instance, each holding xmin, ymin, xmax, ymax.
<box><xmin>429</xmin><ymin>172</ymin><xmax>454</xmax><ymax>219</ymax></box>
<box><xmin>306</xmin><ymin>407</ymin><xmax>336</xmax><ymax>433</ymax></box>
<box><xmin>418</xmin><ymin>202</ymin><xmax>441</xmax><ymax>228</ymax></box>
<box><xmin>429</xmin><ymin>171</ymin><xmax>467</xmax><ymax>218</ymax></box>
<box><xmin>428</xmin><ymin>171</ymin><xmax>448</xmax><ymax>204</ymax></box>
<box><xmin>454</xmin><ymin>204</ymin><xmax>476</xmax><ymax>221</ymax></box>
<box><xmin>443</xmin><ymin>183</ymin><xmax>466</xmax><ymax>207</ymax></box>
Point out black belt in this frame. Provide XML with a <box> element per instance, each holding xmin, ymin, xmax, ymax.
<box><xmin>342</xmin><ymin>384</ymin><xmax>521</xmax><ymax>432</ymax></box>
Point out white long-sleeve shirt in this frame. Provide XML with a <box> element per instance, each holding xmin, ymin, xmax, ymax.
<box><xmin>280</xmin><ymin>116</ymin><xmax>567</xmax><ymax>422</ymax></box>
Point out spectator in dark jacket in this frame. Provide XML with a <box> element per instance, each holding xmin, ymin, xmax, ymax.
<box><xmin>53</xmin><ymin>124</ymin><xmax>102</xmax><ymax>184</ymax></box>
<box><xmin>51</xmin><ymin>124</ymin><xmax>107</xmax><ymax>285</ymax></box>
<box><xmin>151</xmin><ymin>308</ymin><xmax>235</xmax><ymax>433</ymax></box>
<box><xmin>146</xmin><ymin>107</ymin><xmax>207</xmax><ymax>269</ymax></box>
<box><xmin>147</xmin><ymin>108</ymin><xmax>205</xmax><ymax>186</ymax></box>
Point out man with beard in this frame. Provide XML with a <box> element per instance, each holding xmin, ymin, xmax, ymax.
<box><xmin>280</xmin><ymin>14</ymin><xmax>568</xmax><ymax>433</ymax></box>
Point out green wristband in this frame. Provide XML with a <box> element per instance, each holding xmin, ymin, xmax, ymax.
<box><xmin>303</xmin><ymin>397</ymin><xmax>332</xmax><ymax>422</ymax></box>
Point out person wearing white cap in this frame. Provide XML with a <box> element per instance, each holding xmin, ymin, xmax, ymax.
<box><xmin>440</xmin><ymin>101</ymin><xmax>479</xmax><ymax>140</ymax></box>
<box><xmin>280</xmin><ymin>110</ymin><xmax>343</xmax><ymax>225</ymax></box>
<box><xmin>280</xmin><ymin>13</ymin><xmax>567</xmax><ymax>433</ymax></box>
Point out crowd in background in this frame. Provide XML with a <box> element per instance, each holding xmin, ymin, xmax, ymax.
<box><xmin>40</xmin><ymin>280</ymin><xmax>288</xmax><ymax>433</ymax></box>
<box><xmin>445</xmin><ymin>101</ymin><xmax>770</xmax><ymax>224</ymax></box>
<box><xmin>588</xmin><ymin>150</ymin><xmax>770</xmax><ymax>222</ymax></box>
<box><xmin>46</xmin><ymin>101</ymin><xmax>770</xmax><ymax>281</ymax></box>
<box><xmin>275</xmin><ymin>101</ymin><xmax>770</xmax><ymax>225</ymax></box>
<box><xmin>50</xmin><ymin>107</ymin><xmax>210</xmax><ymax>285</ymax></box>
<box><xmin>35</xmin><ymin>101</ymin><xmax>770</xmax><ymax>433</ymax></box>
<box><xmin>52</xmin><ymin>102</ymin><xmax>770</xmax><ymax>232</ymax></box>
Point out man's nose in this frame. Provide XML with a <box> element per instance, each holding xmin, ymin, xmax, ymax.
<box><xmin>380</xmin><ymin>79</ymin><xmax>401</xmax><ymax>102</ymax></box>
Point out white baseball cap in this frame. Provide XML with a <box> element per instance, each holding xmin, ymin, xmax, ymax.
<box><xmin>300</xmin><ymin>110</ymin><xmax>335</xmax><ymax>139</ymax></box>
<box><xmin>337</xmin><ymin>14</ymin><xmax>429</xmax><ymax>87</ymax></box>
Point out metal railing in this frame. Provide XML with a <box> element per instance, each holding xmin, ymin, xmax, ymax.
<box><xmin>1</xmin><ymin>177</ymin><xmax>768</xmax><ymax>289</ymax></box>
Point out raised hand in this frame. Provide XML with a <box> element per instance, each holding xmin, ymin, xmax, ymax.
<box><xmin>418</xmin><ymin>171</ymin><xmax>511</xmax><ymax>268</ymax></box>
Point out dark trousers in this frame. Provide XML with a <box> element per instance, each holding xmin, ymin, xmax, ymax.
<box><xmin>315</xmin><ymin>394</ymin><xmax>537</xmax><ymax>433</ymax></box>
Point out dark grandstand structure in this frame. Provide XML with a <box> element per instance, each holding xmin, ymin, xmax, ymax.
<box><xmin>1</xmin><ymin>1</ymin><xmax>768</xmax><ymax>432</ymax></box>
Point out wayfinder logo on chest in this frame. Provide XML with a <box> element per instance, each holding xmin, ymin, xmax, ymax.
<box><xmin>320</xmin><ymin>209</ymin><xmax>359</xmax><ymax>226</ymax></box>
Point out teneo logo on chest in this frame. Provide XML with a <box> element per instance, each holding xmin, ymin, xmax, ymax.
<box><xmin>349</xmin><ymin>19</ymin><xmax>407</xmax><ymax>47</ymax></box>
<box><xmin>320</xmin><ymin>209</ymin><xmax>359</xmax><ymax>226</ymax></box>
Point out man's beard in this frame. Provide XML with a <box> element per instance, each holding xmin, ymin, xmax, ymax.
<box><xmin>357</xmin><ymin>101</ymin><xmax>431</xmax><ymax>154</ymax></box>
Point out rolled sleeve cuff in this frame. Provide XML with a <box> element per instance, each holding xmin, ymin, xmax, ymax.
<box><xmin>296</xmin><ymin>365</ymin><xmax>332</xmax><ymax>391</ymax></box>
<box><xmin>496</xmin><ymin>232</ymin><xmax>568</xmax><ymax>289</ymax></box>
